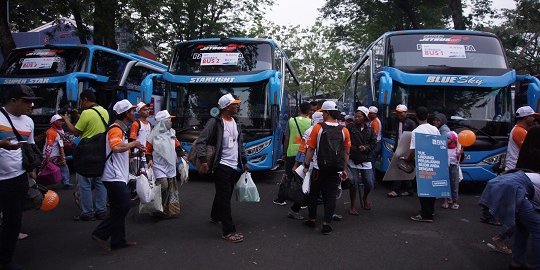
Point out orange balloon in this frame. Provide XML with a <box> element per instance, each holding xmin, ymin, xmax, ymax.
<box><xmin>458</xmin><ymin>130</ymin><xmax>476</xmax><ymax>147</ymax></box>
<box><xmin>41</xmin><ymin>190</ymin><xmax>59</xmax><ymax>212</ymax></box>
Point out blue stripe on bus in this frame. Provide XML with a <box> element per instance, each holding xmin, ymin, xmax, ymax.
<box><xmin>160</xmin><ymin>70</ymin><xmax>277</xmax><ymax>84</ymax></box>
<box><xmin>382</xmin><ymin>67</ymin><xmax>516</xmax><ymax>88</ymax></box>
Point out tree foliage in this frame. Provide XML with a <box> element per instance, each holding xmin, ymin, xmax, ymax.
<box><xmin>482</xmin><ymin>0</ymin><xmax>540</xmax><ymax>74</ymax></box>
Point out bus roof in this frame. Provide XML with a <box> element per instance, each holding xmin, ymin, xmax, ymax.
<box><xmin>8</xmin><ymin>44</ymin><xmax>166</xmax><ymax>69</ymax></box>
<box><xmin>347</xmin><ymin>29</ymin><xmax>502</xmax><ymax>81</ymax></box>
<box><xmin>382</xmin><ymin>29</ymin><xmax>499</xmax><ymax>39</ymax></box>
<box><xmin>175</xmin><ymin>37</ymin><xmax>280</xmax><ymax>47</ymax></box>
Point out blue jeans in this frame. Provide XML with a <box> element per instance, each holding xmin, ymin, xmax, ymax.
<box><xmin>59</xmin><ymin>164</ymin><xmax>72</xmax><ymax>186</ymax></box>
<box><xmin>77</xmin><ymin>173</ymin><xmax>107</xmax><ymax>217</ymax></box>
<box><xmin>512</xmin><ymin>198</ymin><xmax>540</xmax><ymax>268</ymax></box>
<box><xmin>349</xmin><ymin>166</ymin><xmax>375</xmax><ymax>192</ymax></box>
<box><xmin>449</xmin><ymin>165</ymin><xmax>459</xmax><ymax>202</ymax></box>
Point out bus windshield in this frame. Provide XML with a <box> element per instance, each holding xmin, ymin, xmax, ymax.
<box><xmin>1</xmin><ymin>47</ymin><xmax>87</xmax><ymax>76</ymax></box>
<box><xmin>167</xmin><ymin>81</ymin><xmax>271</xmax><ymax>140</ymax></box>
<box><xmin>170</xmin><ymin>42</ymin><xmax>273</xmax><ymax>75</ymax></box>
<box><xmin>388</xmin><ymin>34</ymin><xmax>507</xmax><ymax>69</ymax></box>
<box><xmin>387</xmin><ymin>84</ymin><xmax>512</xmax><ymax>137</ymax></box>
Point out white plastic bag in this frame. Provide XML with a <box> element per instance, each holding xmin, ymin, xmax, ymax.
<box><xmin>136</xmin><ymin>173</ymin><xmax>154</xmax><ymax>204</ymax></box>
<box><xmin>302</xmin><ymin>168</ymin><xmax>311</xmax><ymax>194</ymax></box>
<box><xmin>235</xmin><ymin>172</ymin><xmax>260</xmax><ymax>202</ymax></box>
<box><xmin>177</xmin><ymin>158</ymin><xmax>189</xmax><ymax>185</ymax></box>
<box><xmin>139</xmin><ymin>184</ymin><xmax>163</xmax><ymax>214</ymax></box>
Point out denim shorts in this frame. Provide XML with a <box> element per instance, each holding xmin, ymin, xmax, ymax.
<box><xmin>295</xmin><ymin>152</ymin><xmax>306</xmax><ymax>164</ymax></box>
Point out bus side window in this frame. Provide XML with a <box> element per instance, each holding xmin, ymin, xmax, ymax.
<box><xmin>91</xmin><ymin>50</ymin><xmax>129</xmax><ymax>85</ymax></box>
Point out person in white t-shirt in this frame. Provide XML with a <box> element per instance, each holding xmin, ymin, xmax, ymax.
<box><xmin>92</xmin><ymin>100</ymin><xmax>144</xmax><ymax>252</ymax></box>
<box><xmin>403</xmin><ymin>106</ymin><xmax>440</xmax><ymax>223</ymax></box>
<box><xmin>0</xmin><ymin>85</ymin><xmax>40</xmax><ymax>270</ymax></box>
<box><xmin>146</xmin><ymin>110</ymin><xmax>185</xmax><ymax>218</ymax></box>
<box><xmin>196</xmin><ymin>93</ymin><xmax>249</xmax><ymax>243</ymax></box>
<box><xmin>129</xmin><ymin>102</ymin><xmax>152</xmax><ymax>174</ymax></box>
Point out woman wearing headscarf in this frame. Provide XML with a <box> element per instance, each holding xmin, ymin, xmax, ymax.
<box><xmin>432</xmin><ymin>113</ymin><xmax>451</xmax><ymax>137</ymax></box>
<box><xmin>146</xmin><ymin>110</ymin><xmax>186</xmax><ymax>218</ymax></box>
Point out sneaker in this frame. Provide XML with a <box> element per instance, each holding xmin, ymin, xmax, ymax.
<box><xmin>303</xmin><ymin>220</ymin><xmax>316</xmax><ymax>228</ymax></box>
<box><xmin>273</xmin><ymin>199</ymin><xmax>287</xmax><ymax>206</ymax></box>
<box><xmin>287</xmin><ymin>210</ymin><xmax>304</xmax><ymax>220</ymax></box>
<box><xmin>73</xmin><ymin>214</ymin><xmax>96</xmax><ymax>221</ymax></box>
<box><xmin>332</xmin><ymin>214</ymin><xmax>343</xmax><ymax>221</ymax></box>
<box><xmin>321</xmin><ymin>224</ymin><xmax>333</xmax><ymax>235</ymax></box>
<box><xmin>300</xmin><ymin>205</ymin><xmax>307</xmax><ymax>209</ymax></box>
<box><xmin>96</xmin><ymin>212</ymin><xmax>108</xmax><ymax>220</ymax></box>
<box><xmin>487</xmin><ymin>237</ymin><xmax>512</xmax><ymax>254</ymax></box>
<box><xmin>451</xmin><ymin>203</ymin><xmax>460</xmax><ymax>210</ymax></box>
<box><xmin>410</xmin><ymin>214</ymin><xmax>433</xmax><ymax>223</ymax></box>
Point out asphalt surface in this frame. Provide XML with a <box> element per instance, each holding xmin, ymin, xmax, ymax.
<box><xmin>15</xmin><ymin>170</ymin><xmax>519</xmax><ymax>270</ymax></box>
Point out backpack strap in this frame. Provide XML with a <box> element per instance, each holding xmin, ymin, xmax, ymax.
<box><xmin>105</xmin><ymin>124</ymin><xmax>125</xmax><ymax>162</ymax></box>
<box><xmin>90</xmin><ymin>107</ymin><xmax>108</xmax><ymax>129</ymax></box>
<box><xmin>0</xmin><ymin>107</ymin><xmax>24</xmax><ymax>142</ymax></box>
<box><xmin>135</xmin><ymin>120</ymin><xmax>142</xmax><ymax>137</ymax></box>
<box><xmin>292</xmin><ymin>117</ymin><xmax>304</xmax><ymax>139</ymax></box>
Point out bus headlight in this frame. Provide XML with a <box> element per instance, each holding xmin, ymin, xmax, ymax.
<box><xmin>245</xmin><ymin>139</ymin><xmax>271</xmax><ymax>156</ymax></box>
<box><xmin>482</xmin><ymin>153</ymin><xmax>505</xmax><ymax>165</ymax></box>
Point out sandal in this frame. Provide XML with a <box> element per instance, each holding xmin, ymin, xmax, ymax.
<box><xmin>441</xmin><ymin>202</ymin><xmax>449</xmax><ymax>209</ymax></box>
<box><xmin>400</xmin><ymin>191</ymin><xmax>413</xmax><ymax>197</ymax></box>
<box><xmin>348</xmin><ymin>209</ymin><xmax>359</xmax><ymax>216</ymax></box>
<box><xmin>387</xmin><ymin>191</ymin><xmax>399</xmax><ymax>198</ymax></box>
<box><xmin>451</xmin><ymin>203</ymin><xmax>460</xmax><ymax>210</ymax></box>
<box><xmin>363</xmin><ymin>201</ymin><xmax>372</xmax><ymax>210</ymax></box>
<box><xmin>222</xmin><ymin>232</ymin><xmax>244</xmax><ymax>243</ymax></box>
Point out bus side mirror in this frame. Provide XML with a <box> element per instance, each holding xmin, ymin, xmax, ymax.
<box><xmin>527</xmin><ymin>78</ymin><xmax>540</xmax><ymax>112</ymax></box>
<box><xmin>141</xmin><ymin>73</ymin><xmax>162</xmax><ymax>104</ymax></box>
<box><xmin>66</xmin><ymin>72</ymin><xmax>109</xmax><ymax>102</ymax></box>
<box><xmin>377</xmin><ymin>71</ymin><xmax>393</xmax><ymax>105</ymax></box>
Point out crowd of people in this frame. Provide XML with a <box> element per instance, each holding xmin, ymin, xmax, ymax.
<box><xmin>0</xmin><ymin>84</ymin><xmax>539</xmax><ymax>269</ymax></box>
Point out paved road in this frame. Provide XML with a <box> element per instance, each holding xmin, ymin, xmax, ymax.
<box><xmin>16</xmin><ymin>170</ymin><xmax>516</xmax><ymax>270</ymax></box>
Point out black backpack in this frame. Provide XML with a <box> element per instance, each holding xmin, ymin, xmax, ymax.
<box><xmin>73</xmin><ymin>108</ymin><xmax>111</xmax><ymax>177</ymax></box>
<box><xmin>317</xmin><ymin>123</ymin><xmax>345</xmax><ymax>171</ymax></box>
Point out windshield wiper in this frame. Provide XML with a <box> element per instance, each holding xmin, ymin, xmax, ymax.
<box><xmin>451</xmin><ymin>123</ymin><xmax>498</xmax><ymax>145</ymax></box>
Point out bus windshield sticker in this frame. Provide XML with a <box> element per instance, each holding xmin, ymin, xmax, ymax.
<box><xmin>200</xmin><ymin>53</ymin><xmax>240</xmax><ymax>66</ymax></box>
<box><xmin>210</xmin><ymin>107</ymin><xmax>220</xmax><ymax>117</ymax></box>
<box><xmin>421</xmin><ymin>44</ymin><xmax>466</xmax><ymax>59</ymax></box>
<box><xmin>20</xmin><ymin>57</ymin><xmax>58</xmax><ymax>69</ymax></box>
<box><xmin>25</xmin><ymin>49</ymin><xmax>60</xmax><ymax>57</ymax></box>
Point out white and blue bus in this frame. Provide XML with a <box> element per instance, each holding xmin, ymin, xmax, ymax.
<box><xmin>345</xmin><ymin>30</ymin><xmax>540</xmax><ymax>182</ymax></box>
<box><xmin>0</xmin><ymin>44</ymin><xmax>167</xmax><ymax>136</ymax></box>
<box><xmin>141</xmin><ymin>38</ymin><xmax>300</xmax><ymax>171</ymax></box>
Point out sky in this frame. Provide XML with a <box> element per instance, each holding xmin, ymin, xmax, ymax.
<box><xmin>265</xmin><ymin>0</ymin><xmax>517</xmax><ymax>27</ymax></box>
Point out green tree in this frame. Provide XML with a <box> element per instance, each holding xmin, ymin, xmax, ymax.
<box><xmin>485</xmin><ymin>0</ymin><xmax>540</xmax><ymax>75</ymax></box>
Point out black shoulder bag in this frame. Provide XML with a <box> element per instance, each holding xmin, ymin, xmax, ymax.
<box><xmin>73</xmin><ymin>107</ymin><xmax>109</xmax><ymax>177</ymax></box>
<box><xmin>0</xmin><ymin>108</ymin><xmax>43</xmax><ymax>171</ymax></box>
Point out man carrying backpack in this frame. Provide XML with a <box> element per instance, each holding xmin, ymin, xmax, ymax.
<box><xmin>302</xmin><ymin>101</ymin><xmax>351</xmax><ymax>235</ymax></box>
<box><xmin>63</xmin><ymin>90</ymin><xmax>109</xmax><ymax>221</ymax></box>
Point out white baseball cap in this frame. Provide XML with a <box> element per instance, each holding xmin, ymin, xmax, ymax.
<box><xmin>155</xmin><ymin>110</ymin><xmax>176</xmax><ymax>122</ymax></box>
<box><xmin>368</xmin><ymin>106</ymin><xmax>378</xmax><ymax>114</ymax></box>
<box><xmin>516</xmin><ymin>106</ymin><xmax>539</xmax><ymax>118</ymax></box>
<box><xmin>113</xmin><ymin>99</ymin><xmax>136</xmax><ymax>114</ymax></box>
<box><xmin>218</xmin><ymin>93</ymin><xmax>241</xmax><ymax>109</ymax></box>
<box><xmin>135</xmin><ymin>102</ymin><xmax>149</xmax><ymax>113</ymax></box>
<box><xmin>356</xmin><ymin>106</ymin><xmax>369</xmax><ymax>118</ymax></box>
<box><xmin>395</xmin><ymin>104</ymin><xmax>408</xmax><ymax>112</ymax></box>
<box><xmin>312</xmin><ymin>111</ymin><xmax>324</xmax><ymax>124</ymax></box>
<box><xmin>50</xmin><ymin>114</ymin><xmax>63</xmax><ymax>123</ymax></box>
<box><xmin>321</xmin><ymin>101</ymin><xmax>338</xmax><ymax>111</ymax></box>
